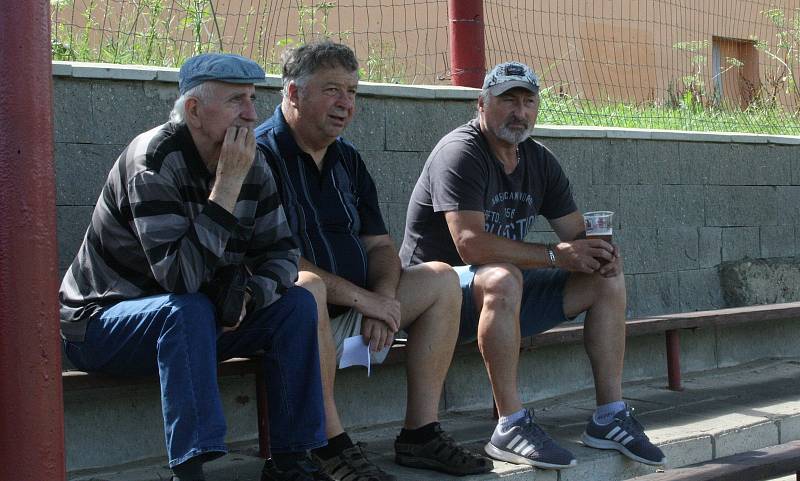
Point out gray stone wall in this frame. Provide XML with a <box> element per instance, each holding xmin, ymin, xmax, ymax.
<box><xmin>53</xmin><ymin>62</ymin><xmax>800</xmax><ymax>319</ymax></box>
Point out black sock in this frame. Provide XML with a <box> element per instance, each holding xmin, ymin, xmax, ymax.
<box><xmin>172</xmin><ymin>456</ymin><xmax>205</xmax><ymax>481</ymax></box>
<box><xmin>397</xmin><ymin>421</ymin><xmax>440</xmax><ymax>444</ymax></box>
<box><xmin>312</xmin><ymin>432</ymin><xmax>355</xmax><ymax>460</ymax></box>
<box><xmin>271</xmin><ymin>451</ymin><xmax>306</xmax><ymax>471</ymax></box>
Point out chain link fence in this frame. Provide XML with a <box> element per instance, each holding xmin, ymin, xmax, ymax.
<box><xmin>51</xmin><ymin>0</ymin><xmax>800</xmax><ymax>134</ymax></box>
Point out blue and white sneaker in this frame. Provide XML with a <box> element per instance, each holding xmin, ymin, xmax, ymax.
<box><xmin>484</xmin><ymin>409</ymin><xmax>577</xmax><ymax>469</ymax></box>
<box><xmin>581</xmin><ymin>404</ymin><xmax>666</xmax><ymax>466</ymax></box>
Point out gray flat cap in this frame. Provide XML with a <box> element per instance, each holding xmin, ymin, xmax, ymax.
<box><xmin>179</xmin><ymin>53</ymin><xmax>266</xmax><ymax>94</ymax></box>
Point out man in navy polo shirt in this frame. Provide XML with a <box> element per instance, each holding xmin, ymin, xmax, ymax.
<box><xmin>256</xmin><ymin>41</ymin><xmax>492</xmax><ymax>481</ymax></box>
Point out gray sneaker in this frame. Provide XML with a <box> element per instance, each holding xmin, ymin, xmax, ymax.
<box><xmin>581</xmin><ymin>404</ymin><xmax>666</xmax><ymax>466</ymax></box>
<box><xmin>484</xmin><ymin>409</ymin><xmax>577</xmax><ymax>469</ymax></box>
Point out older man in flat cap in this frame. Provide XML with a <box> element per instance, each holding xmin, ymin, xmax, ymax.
<box><xmin>59</xmin><ymin>53</ymin><xmax>331</xmax><ymax>481</ymax></box>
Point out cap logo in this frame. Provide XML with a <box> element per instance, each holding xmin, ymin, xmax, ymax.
<box><xmin>505</xmin><ymin>64</ymin><xmax>526</xmax><ymax>77</ymax></box>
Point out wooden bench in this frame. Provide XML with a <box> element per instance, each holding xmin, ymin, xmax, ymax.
<box><xmin>62</xmin><ymin>357</ymin><xmax>272</xmax><ymax>458</ymax></box>
<box><xmin>628</xmin><ymin>440</ymin><xmax>800</xmax><ymax>480</ymax></box>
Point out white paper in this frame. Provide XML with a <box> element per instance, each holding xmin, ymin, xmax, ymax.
<box><xmin>339</xmin><ymin>335</ymin><xmax>372</xmax><ymax>376</ymax></box>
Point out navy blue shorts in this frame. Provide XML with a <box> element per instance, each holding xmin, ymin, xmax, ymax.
<box><xmin>453</xmin><ymin>265</ymin><xmax>571</xmax><ymax>343</ymax></box>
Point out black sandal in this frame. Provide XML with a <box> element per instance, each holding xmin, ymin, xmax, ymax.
<box><xmin>394</xmin><ymin>424</ymin><xmax>493</xmax><ymax>476</ymax></box>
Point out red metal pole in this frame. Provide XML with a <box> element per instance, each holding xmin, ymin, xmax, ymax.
<box><xmin>0</xmin><ymin>2</ymin><xmax>66</xmax><ymax>481</ymax></box>
<box><xmin>666</xmin><ymin>330</ymin><xmax>683</xmax><ymax>391</ymax></box>
<box><xmin>448</xmin><ymin>0</ymin><xmax>486</xmax><ymax>88</ymax></box>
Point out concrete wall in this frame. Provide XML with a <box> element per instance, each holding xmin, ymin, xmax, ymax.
<box><xmin>53</xmin><ymin>61</ymin><xmax>800</xmax><ymax>319</ymax></box>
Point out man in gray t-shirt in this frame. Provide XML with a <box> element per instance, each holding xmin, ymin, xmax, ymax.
<box><xmin>400</xmin><ymin>62</ymin><xmax>665</xmax><ymax>470</ymax></box>
<box><xmin>400</xmin><ymin>118</ymin><xmax>576</xmax><ymax>268</ymax></box>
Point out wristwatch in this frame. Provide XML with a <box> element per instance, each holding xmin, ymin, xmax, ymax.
<box><xmin>545</xmin><ymin>244</ymin><xmax>557</xmax><ymax>268</ymax></box>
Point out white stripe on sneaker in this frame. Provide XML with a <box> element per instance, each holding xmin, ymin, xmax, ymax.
<box><xmin>507</xmin><ymin>435</ymin><xmax>523</xmax><ymax>450</ymax></box>
<box><xmin>520</xmin><ymin>445</ymin><xmax>535</xmax><ymax>456</ymax></box>
<box><xmin>513</xmin><ymin>440</ymin><xmax>529</xmax><ymax>454</ymax></box>
<box><xmin>605</xmin><ymin>426</ymin><xmax>621</xmax><ymax>439</ymax></box>
<box><xmin>613</xmin><ymin>431</ymin><xmax>629</xmax><ymax>442</ymax></box>
<box><xmin>621</xmin><ymin>435</ymin><xmax>634</xmax><ymax>445</ymax></box>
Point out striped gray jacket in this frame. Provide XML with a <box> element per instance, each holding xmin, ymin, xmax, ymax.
<box><xmin>59</xmin><ymin>122</ymin><xmax>299</xmax><ymax>341</ymax></box>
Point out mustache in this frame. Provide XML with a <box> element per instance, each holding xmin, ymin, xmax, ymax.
<box><xmin>505</xmin><ymin>116</ymin><xmax>529</xmax><ymax>127</ymax></box>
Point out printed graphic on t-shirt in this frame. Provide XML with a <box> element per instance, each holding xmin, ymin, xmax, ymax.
<box><xmin>484</xmin><ymin>191</ymin><xmax>537</xmax><ymax>240</ymax></box>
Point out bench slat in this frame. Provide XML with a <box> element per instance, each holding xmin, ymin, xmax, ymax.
<box><xmin>62</xmin><ymin>357</ymin><xmax>260</xmax><ymax>391</ymax></box>
<box><xmin>629</xmin><ymin>440</ymin><xmax>800</xmax><ymax>481</ymax></box>
<box><xmin>526</xmin><ymin>302</ymin><xmax>800</xmax><ymax>349</ymax></box>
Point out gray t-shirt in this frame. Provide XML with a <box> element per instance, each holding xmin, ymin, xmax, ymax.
<box><xmin>400</xmin><ymin>119</ymin><xmax>576</xmax><ymax>267</ymax></box>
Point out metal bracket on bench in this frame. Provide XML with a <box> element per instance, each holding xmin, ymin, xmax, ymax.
<box><xmin>666</xmin><ymin>329</ymin><xmax>683</xmax><ymax>391</ymax></box>
<box><xmin>255</xmin><ymin>364</ymin><xmax>271</xmax><ymax>459</ymax></box>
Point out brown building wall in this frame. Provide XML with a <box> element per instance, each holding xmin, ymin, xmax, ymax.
<box><xmin>52</xmin><ymin>0</ymin><xmax>800</xmax><ymax>109</ymax></box>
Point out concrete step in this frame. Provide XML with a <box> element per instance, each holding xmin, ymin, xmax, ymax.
<box><xmin>69</xmin><ymin>357</ymin><xmax>800</xmax><ymax>481</ymax></box>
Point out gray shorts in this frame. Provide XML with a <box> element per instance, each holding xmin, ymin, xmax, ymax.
<box><xmin>330</xmin><ymin>308</ymin><xmax>392</xmax><ymax>365</ymax></box>
<box><xmin>454</xmin><ymin>265</ymin><xmax>571</xmax><ymax>343</ymax></box>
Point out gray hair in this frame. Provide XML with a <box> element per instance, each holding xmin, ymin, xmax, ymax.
<box><xmin>476</xmin><ymin>89</ymin><xmax>492</xmax><ymax>119</ymax></box>
<box><xmin>169</xmin><ymin>82</ymin><xmax>214</xmax><ymax>123</ymax></box>
<box><xmin>281</xmin><ymin>40</ymin><xmax>359</xmax><ymax>97</ymax></box>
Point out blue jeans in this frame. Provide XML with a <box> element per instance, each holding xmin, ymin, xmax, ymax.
<box><xmin>62</xmin><ymin>287</ymin><xmax>326</xmax><ymax>467</ymax></box>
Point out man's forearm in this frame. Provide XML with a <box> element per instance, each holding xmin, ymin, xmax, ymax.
<box><xmin>208</xmin><ymin>125</ymin><xmax>257</xmax><ymax>213</ymax></box>
<box><xmin>298</xmin><ymin>257</ymin><xmax>374</xmax><ymax>308</ymax></box>
<box><xmin>460</xmin><ymin>231</ymin><xmax>554</xmax><ymax>270</ymax></box>
<box><xmin>365</xmin><ymin>244</ymin><xmax>401</xmax><ymax>299</ymax></box>
<box><xmin>209</xmin><ymin>177</ymin><xmax>244</xmax><ymax>213</ymax></box>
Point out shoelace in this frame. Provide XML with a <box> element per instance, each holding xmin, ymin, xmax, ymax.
<box><xmin>263</xmin><ymin>458</ymin><xmax>328</xmax><ymax>481</ymax></box>
<box><xmin>432</xmin><ymin>427</ymin><xmax>485</xmax><ymax>464</ymax></box>
<box><xmin>339</xmin><ymin>445</ymin><xmax>384</xmax><ymax>475</ymax></box>
<box><xmin>280</xmin><ymin>466</ymin><xmax>315</xmax><ymax>481</ymax></box>
<box><xmin>516</xmin><ymin>415</ymin><xmax>557</xmax><ymax>449</ymax></box>
<box><xmin>616</xmin><ymin>408</ymin><xmax>650</xmax><ymax>441</ymax></box>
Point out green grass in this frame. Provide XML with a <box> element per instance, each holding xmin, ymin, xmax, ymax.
<box><xmin>538</xmin><ymin>95</ymin><xmax>800</xmax><ymax>136</ymax></box>
<box><xmin>536</xmin><ymin>82</ymin><xmax>800</xmax><ymax>136</ymax></box>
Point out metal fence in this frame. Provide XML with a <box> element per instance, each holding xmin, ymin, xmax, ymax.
<box><xmin>51</xmin><ymin>0</ymin><xmax>800</xmax><ymax>134</ymax></box>
<box><xmin>50</xmin><ymin>0</ymin><xmax>450</xmax><ymax>83</ymax></box>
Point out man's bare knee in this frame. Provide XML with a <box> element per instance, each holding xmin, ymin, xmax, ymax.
<box><xmin>564</xmin><ymin>270</ymin><xmax>627</xmax><ymax>318</ymax></box>
<box><xmin>297</xmin><ymin>271</ymin><xmax>327</xmax><ymax>305</ymax></box>
<box><xmin>422</xmin><ymin>260</ymin><xmax>455</xmax><ymax>275</ymax></box>
<box><xmin>474</xmin><ymin>264</ymin><xmax>524</xmax><ymax>311</ymax></box>
<box><xmin>474</xmin><ymin>265</ymin><xmax>523</xmax><ymax>353</ymax></box>
<box><xmin>421</xmin><ymin>261</ymin><xmax>461</xmax><ymax>297</ymax></box>
<box><xmin>589</xmin><ymin>272</ymin><xmax>626</xmax><ymax>308</ymax></box>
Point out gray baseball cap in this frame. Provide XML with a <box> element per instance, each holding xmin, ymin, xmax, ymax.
<box><xmin>482</xmin><ymin>61</ymin><xmax>540</xmax><ymax>96</ymax></box>
<box><xmin>179</xmin><ymin>53</ymin><xmax>266</xmax><ymax>95</ymax></box>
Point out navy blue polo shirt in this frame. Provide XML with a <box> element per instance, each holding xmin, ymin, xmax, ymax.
<box><xmin>255</xmin><ymin>106</ymin><xmax>388</xmax><ymax>295</ymax></box>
